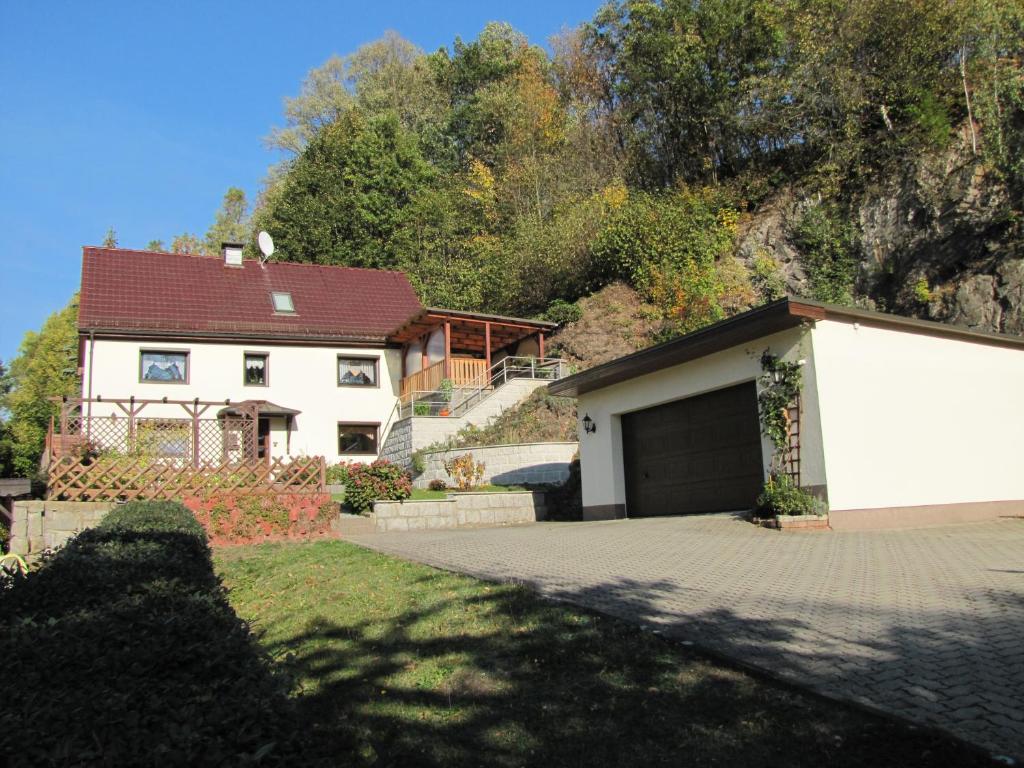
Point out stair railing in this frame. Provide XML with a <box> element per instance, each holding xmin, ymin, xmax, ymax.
<box><xmin>397</xmin><ymin>356</ymin><xmax>566</xmax><ymax>419</ymax></box>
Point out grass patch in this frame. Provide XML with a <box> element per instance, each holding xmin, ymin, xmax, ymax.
<box><xmin>216</xmin><ymin>541</ymin><xmax>993</xmax><ymax>768</ymax></box>
<box><xmin>409</xmin><ymin>488</ymin><xmax>449</xmax><ymax>500</ymax></box>
<box><xmin>409</xmin><ymin>484</ymin><xmax>527</xmax><ymax>500</ymax></box>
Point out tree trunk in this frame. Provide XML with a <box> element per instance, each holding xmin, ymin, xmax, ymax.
<box><xmin>961</xmin><ymin>44</ymin><xmax>978</xmax><ymax>155</ymax></box>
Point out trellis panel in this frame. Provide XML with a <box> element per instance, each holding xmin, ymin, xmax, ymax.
<box><xmin>47</xmin><ymin>455</ymin><xmax>326</xmax><ymax>502</ymax></box>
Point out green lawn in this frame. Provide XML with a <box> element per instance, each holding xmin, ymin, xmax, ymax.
<box><xmin>409</xmin><ymin>484</ymin><xmax>527</xmax><ymax>500</ymax></box>
<box><xmin>215</xmin><ymin>541</ymin><xmax>993</xmax><ymax>768</ymax></box>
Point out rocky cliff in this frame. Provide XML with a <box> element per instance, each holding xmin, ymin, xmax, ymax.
<box><xmin>737</xmin><ymin>127</ymin><xmax>1023</xmax><ymax>336</ymax></box>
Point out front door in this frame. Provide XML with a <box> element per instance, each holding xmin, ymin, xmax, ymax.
<box><xmin>257</xmin><ymin>417</ymin><xmax>270</xmax><ymax>463</ymax></box>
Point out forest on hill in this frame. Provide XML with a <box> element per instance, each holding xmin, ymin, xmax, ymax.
<box><xmin>240</xmin><ymin>0</ymin><xmax>1023</xmax><ymax>339</ymax></box>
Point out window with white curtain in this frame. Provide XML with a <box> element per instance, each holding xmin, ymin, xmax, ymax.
<box><xmin>337</xmin><ymin>356</ymin><xmax>378</xmax><ymax>387</ymax></box>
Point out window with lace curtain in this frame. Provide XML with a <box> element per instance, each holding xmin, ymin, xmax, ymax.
<box><xmin>337</xmin><ymin>356</ymin><xmax>378</xmax><ymax>387</ymax></box>
<box><xmin>243</xmin><ymin>353</ymin><xmax>268</xmax><ymax>386</ymax></box>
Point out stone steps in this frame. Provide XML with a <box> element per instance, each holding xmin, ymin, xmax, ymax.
<box><xmin>381</xmin><ymin>379</ymin><xmax>551</xmax><ymax>469</ymax></box>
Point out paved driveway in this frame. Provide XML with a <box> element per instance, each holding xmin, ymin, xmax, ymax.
<box><xmin>351</xmin><ymin>515</ymin><xmax>1024</xmax><ymax>759</ymax></box>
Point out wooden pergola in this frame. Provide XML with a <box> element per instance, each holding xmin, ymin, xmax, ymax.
<box><xmin>389</xmin><ymin>308</ymin><xmax>557</xmax><ymax>396</ymax></box>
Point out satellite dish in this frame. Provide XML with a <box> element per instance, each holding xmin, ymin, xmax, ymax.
<box><xmin>257</xmin><ymin>231</ymin><xmax>275</xmax><ymax>261</ymax></box>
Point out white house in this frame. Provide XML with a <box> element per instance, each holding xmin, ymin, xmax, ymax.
<box><xmin>549</xmin><ymin>298</ymin><xmax>1024</xmax><ymax>530</ymax></box>
<box><xmin>74</xmin><ymin>245</ymin><xmax>556</xmax><ymax>466</ymax></box>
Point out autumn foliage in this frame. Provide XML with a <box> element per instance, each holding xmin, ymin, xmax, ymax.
<box><xmin>183</xmin><ymin>492</ymin><xmax>334</xmax><ymax>546</ymax></box>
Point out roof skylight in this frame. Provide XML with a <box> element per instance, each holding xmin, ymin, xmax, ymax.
<box><xmin>271</xmin><ymin>291</ymin><xmax>295</xmax><ymax>313</ymax></box>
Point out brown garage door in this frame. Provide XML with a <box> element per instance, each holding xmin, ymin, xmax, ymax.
<box><xmin>622</xmin><ymin>382</ymin><xmax>763</xmax><ymax>518</ymax></box>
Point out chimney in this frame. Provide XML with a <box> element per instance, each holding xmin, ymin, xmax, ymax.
<box><xmin>222</xmin><ymin>242</ymin><xmax>244</xmax><ymax>267</ymax></box>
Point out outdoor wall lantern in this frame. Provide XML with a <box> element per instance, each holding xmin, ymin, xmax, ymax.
<box><xmin>582</xmin><ymin>413</ymin><xmax>597</xmax><ymax>435</ymax></box>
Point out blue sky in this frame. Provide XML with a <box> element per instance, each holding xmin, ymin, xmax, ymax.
<box><xmin>0</xmin><ymin>0</ymin><xmax>599</xmax><ymax>363</ymax></box>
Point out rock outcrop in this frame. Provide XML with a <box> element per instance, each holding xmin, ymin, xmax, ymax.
<box><xmin>736</xmin><ymin>127</ymin><xmax>1023</xmax><ymax>335</ymax></box>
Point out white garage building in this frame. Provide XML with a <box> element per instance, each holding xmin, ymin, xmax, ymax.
<box><xmin>549</xmin><ymin>298</ymin><xmax>1024</xmax><ymax>530</ymax></box>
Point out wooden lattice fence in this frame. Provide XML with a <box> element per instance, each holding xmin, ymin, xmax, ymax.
<box><xmin>47</xmin><ymin>454</ymin><xmax>326</xmax><ymax>502</ymax></box>
<box><xmin>45</xmin><ymin>397</ymin><xmax>324</xmax><ymax>501</ymax></box>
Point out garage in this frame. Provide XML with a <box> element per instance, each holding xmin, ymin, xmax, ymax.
<box><xmin>549</xmin><ymin>298</ymin><xmax>1024</xmax><ymax>529</ymax></box>
<box><xmin>622</xmin><ymin>382</ymin><xmax>763</xmax><ymax>517</ymax></box>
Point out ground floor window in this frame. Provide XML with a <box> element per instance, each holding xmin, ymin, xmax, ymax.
<box><xmin>338</xmin><ymin>423</ymin><xmax>378</xmax><ymax>455</ymax></box>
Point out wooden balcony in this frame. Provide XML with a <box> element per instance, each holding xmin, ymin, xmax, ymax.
<box><xmin>399</xmin><ymin>357</ymin><xmax>488</xmax><ymax>398</ymax></box>
<box><xmin>391</xmin><ymin>308</ymin><xmax>559</xmax><ymax>402</ymax></box>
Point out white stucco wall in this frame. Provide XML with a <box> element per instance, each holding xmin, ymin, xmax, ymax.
<box><xmin>810</xmin><ymin>319</ymin><xmax>1024</xmax><ymax>511</ymax></box>
<box><xmin>81</xmin><ymin>338</ymin><xmax>403</xmax><ymax>463</ymax></box>
<box><xmin>576</xmin><ymin>327</ymin><xmax>820</xmax><ymax>514</ymax></box>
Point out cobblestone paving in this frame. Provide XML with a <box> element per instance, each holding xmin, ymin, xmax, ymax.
<box><xmin>350</xmin><ymin>515</ymin><xmax>1024</xmax><ymax>759</ymax></box>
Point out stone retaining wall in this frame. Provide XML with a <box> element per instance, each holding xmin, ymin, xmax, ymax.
<box><xmin>414</xmin><ymin>442</ymin><xmax>578</xmax><ymax>489</ymax></box>
<box><xmin>9</xmin><ymin>500</ymin><xmax>115</xmax><ymax>555</ymax></box>
<box><xmin>379</xmin><ymin>417</ymin><xmax>413</xmax><ymax>466</ymax></box>
<box><xmin>372</xmin><ymin>491</ymin><xmax>546</xmax><ymax>533</ymax></box>
<box><xmin>379</xmin><ymin>379</ymin><xmax>551</xmax><ymax>469</ymax></box>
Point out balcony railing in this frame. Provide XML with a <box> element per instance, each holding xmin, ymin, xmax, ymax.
<box><xmin>399</xmin><ymin>357</ymin><xmax>489</xmax><ymax>399</ymax></box>
<box><xmin>398</xmin><ymin>356</ymin><xmax>567</xmax><ymax>419</ymax></box>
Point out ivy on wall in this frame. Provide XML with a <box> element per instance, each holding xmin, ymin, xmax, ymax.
<box><xmin>757</xmin><ymin>350</ymin><xmax>803</xmax><ymax>474</ymax></box>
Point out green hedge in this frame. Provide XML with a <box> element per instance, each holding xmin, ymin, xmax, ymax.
<box><xmin>0</xmin><ymin>500</ymin><xmax>308</xmax><ymax>766</ymax></box>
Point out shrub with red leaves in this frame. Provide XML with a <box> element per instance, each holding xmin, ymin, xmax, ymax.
<box><xmin>183</xmin><ymin>492</ymin><xmax>334</xmax><ymax>545</ymax></box>
<box><xmin>339</xmin><ymin>460</ymin><xmax>412</xmax><ymax>514</ymax></box>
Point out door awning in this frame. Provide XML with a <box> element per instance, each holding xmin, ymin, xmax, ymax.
<box><xmin>217</xmin><ymin>400</ymin><xmax>301</xmax><ymax>419</ymax></box>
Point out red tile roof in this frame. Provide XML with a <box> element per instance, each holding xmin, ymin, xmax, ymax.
<box><xmin>78</xmin><ymin>247</ymin><xmax>423</xmax><ymax>342</ymax></box>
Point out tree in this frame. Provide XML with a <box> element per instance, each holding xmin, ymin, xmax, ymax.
<box><xmin>146</xmin><ymin>240</ymin><xmax>166</xmax><ymax>252</ymax></box>
<box><xmin>551</xmin><ymin>25</ymin><xmax>624</xmax><ymax>194</ymax></box>
<box><xmin>958</xmin><ymin>0</ymin><xmax>1024</xmax><ymax>191</ymax></box>
<box><xmin>102</xmin><ymin>227</ymin><xmax>118</xmax><ymax>247</ymax></box>
<box><xmin>204</xmin><ymin>187</ymin><xmax>250</xmax><ymax>254</ymax></box>
<box><xmin>784</xmin><ymin>0</ymin><xmax>968</xmax><ymax>171</ymax></box>
<box><xmin>588</xmin><ymin>0</ymin><xmax>792</xmax><ymax>187</ymax></box>
<box><xmin>483</xmin><ymin>52</ymin><xmax>567</xmax><ymax>223</ymax></box>
<box><xmin>1</xmin><ymin>296</ymin><xmax>80</xmax><ymax>477</ymax></box>
<box><xmin>266</xmin><ymin>31</ymin><xmax>445</xmax><ymax>157</ymax></box>
<box><xmin>399</xmin><ymin>180</ymin><xmax>492</xmax><ymax>312</ymax></box>
<box><xmin>255</xmin><ymin>110</ymin><xmax>435</xmax><ymax>269</ymax></box>
<box><xmin>170</xmin><ymin>233</ymin><xmax>204</xmax><ymax>255</ymax></box>
<box><xmin>348</xmin><ymin>31</ymin><xmax>447</xmax><ymax>145</ymax></box>
<box><xmin>0</xmin><ymin>359</ymin><xmax>13</xmax><ymax>477</ymax></box>
<box><xmin>267</xmin><ymin>55</ymin><xmax>354</xmax><ymax>154</ymax></box>
<box><xmin>432</xmin><ymin>22</ymin><xmax>537</xmax><ymax>167</ymax></box>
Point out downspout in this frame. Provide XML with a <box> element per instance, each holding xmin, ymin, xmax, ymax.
<box><xmin>86</xmin><ymin>331</ymin><xmax>95</xmax><ymax>442</ymax></box>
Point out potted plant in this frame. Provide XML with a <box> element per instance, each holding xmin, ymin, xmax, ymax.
<box><xmin>438</xmin><ymin>378</ymin><xmax>454</xmax><ymax>417</ymax></box>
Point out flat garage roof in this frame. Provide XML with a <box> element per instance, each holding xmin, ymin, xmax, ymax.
<box><xmin>548</xmin><ymin>297</ymin><xmax>1024</xmax><ymax>398</ymax></box>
